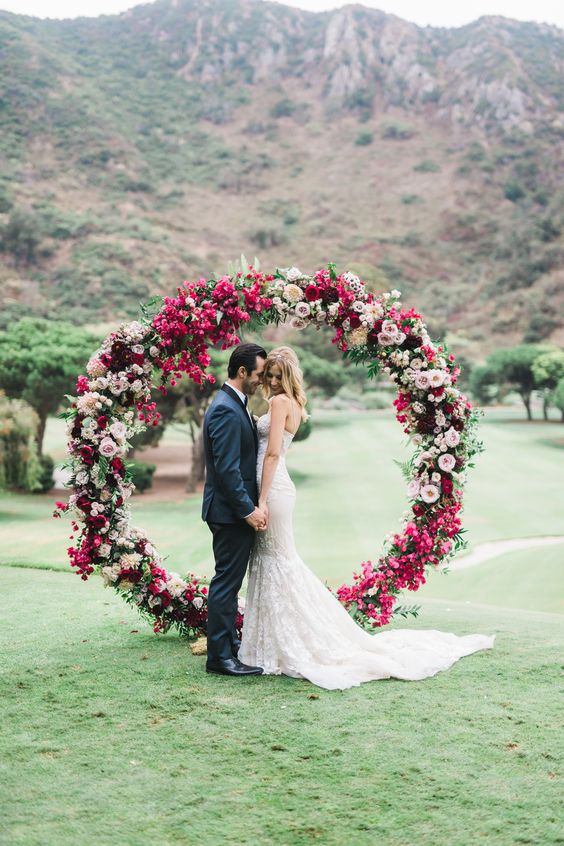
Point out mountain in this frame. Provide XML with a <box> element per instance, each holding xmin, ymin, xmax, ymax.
<box><xmin>0</xmin><ymin>0</ymin><xmax>563</xmax><ymax>358</ymax></box>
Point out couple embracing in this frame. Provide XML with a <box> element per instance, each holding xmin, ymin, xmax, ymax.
<box><xmin>202</xmin><ymin>344</ymin><xmax>494</xmax><ymax>691</ymax></box>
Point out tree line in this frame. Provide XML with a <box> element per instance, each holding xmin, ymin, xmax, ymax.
<box><xmin>0</xmin><ymin>318</ymin><xmax>562</xmax><ymax>493</ymax></box>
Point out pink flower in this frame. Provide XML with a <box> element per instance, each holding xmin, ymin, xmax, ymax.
<box><xmin>444</xmin><ymin>427</ymin><xmax>460</xmax><ymax>447</ymax></box>
<box><xmin>438</xmin><ymin>453</ymin><xmax>456</xmax><ymax>472</ymax></box>
<box><xmin>414</xmin><ymin>371</ymin><xmax>430</xmax><ymax>390</ymax></box>
<box><xmin>406</xmin><ymin>480</ymin><xmax>420</xmax><ymax>499</ymax></box>
<box><xmin>99</xmin><ymin>437</ymin><xmax>118</xmax><ymax>458</ymax></box>
<box><xmin>420</xmin><ymin>484</ymin><xmax>440</xmax><ymax>504</ymax></box>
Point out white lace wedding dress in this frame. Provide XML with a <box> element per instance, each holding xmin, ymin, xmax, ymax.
<box><xmin>239</xmin><ymin>406</ymin><xmax>495</xmax><ymax>690</ymax></box>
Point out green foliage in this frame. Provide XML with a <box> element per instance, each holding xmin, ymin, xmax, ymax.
<box><xmin>0</xmin><ymin>395</ymin><xmax>42</xmax><ymax>492</ymax></box>
<box><xmin>354</xmin><ymin>130</ymin><xmax>374</xmax><ymax>146</ymax></box>
<box><xmin>0</xmin><ymin>208</ymin><xmax>42</xmax><ymax>265</ymax></box>
<box><xmin>503</xmin><ymin>180</ymin><xmax>526</xmax><ymax>202</ymax></box>
<box><xmin>0</xmin><ymin>318</ymin><xmax>101</xmax><ymax>454</ymax></box>
<box><xmin>248</xmin><ymin>227</ymin><xmax>288</xmax><ymax>249</ymax></box>
<box><xmin>413</xmin><ymin>159</ymin><xmax>440</xmax><ymax>173</ymax></box>
<box><xmin>401</xmin><ymin>194</ymin><xmax>422</xmax><ymax>205</ymax></box>
<box><xmin>293</xmin><ymin>414</ymin><xmax>312</xmax><ymax>442</ymax></box>
<box><xmin>552</xmin><ymin>376</ymin><xmax>564</xmax><ymax>417</ymax></box>
<box><xmin>381</xmin><ymin>121</ymin><xmax>415</xmax><ymax>140</ymax></box>
<box><xmin>532</xmin><ymin>348</ymin><xmax>564</xmax><ymax>389</ymax></box>
<box><xmin>479</xmin><ymin>343</ymin><xmax>555</xmax><ymax>418</ymax></box>
<box><xmin>37</xmin><ymin>454</ymin><xmax>55</xmax><ymax>493</ymax></box>
<box><xmin>270</xmin><ymin>98</ymin><xmax>296</xmax><ymax>119</ymax></box>
<box><xmin>128</xmin><ymin>460</ymin><xmax>156</xmax><ymax>493</ymax></box>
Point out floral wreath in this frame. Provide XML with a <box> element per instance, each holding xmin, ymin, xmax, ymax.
<box><xmin>54</xmin><ymin>264</ymin><xmax>483</xmax><ymax>636</ymax></box>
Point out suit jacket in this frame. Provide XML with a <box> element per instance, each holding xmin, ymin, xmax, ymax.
<box><xmin>201</xmin><ymin>384</ymin><xmax>259</xmax><ymax>523</ymax></box>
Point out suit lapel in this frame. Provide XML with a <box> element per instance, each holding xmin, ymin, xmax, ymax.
<box><xmin>221</xmin><ymin>384</ymin><xmax>258</xmax><ymax>452</ymax></box>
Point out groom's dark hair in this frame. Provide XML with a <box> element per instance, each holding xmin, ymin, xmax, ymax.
<box><xmin>228</xmin><ymin>343</ymin><xmax>267</xmax><ymax>378</ymax></box>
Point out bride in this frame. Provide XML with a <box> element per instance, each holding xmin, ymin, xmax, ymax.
<box><xmin>239</xmin><ymin>346</ymin><xmax>494</xmax><ymax>690</ymax></box>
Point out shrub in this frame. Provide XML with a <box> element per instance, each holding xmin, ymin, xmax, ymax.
<box><xmin>362</xmin><ymin>391</ymin><xmax>390</xmax><ymax>410</ymax></box>
<box><xmin>401</xmin><ymin>194</ymin><xmax>422</xmax><ymax>205</ymax></box>
<box><xmin>270</xmin><ymin>99</ymin><xmax>296</xmax><ymax>119</ymax></box>
<box><xmin>128</xmin><ymin>461</ymin><xmax>156</xmax><ymax>493</ymax></box>
<box><xmin>36</xmin><ymin>454</ymin><xmax>55</xmax><ymax>493</ymax></box>
<box><xmin>504</xmin><ymin>180</ymin><xmax>526</xmax><ymax>202</ymax></box>
<box><xmin>381</xmin><ymin>121</ymin><xmax>415</xmax><ymax>140</ymax></box>
<box><xmin>414</xmin><ymin>160</ymin><xmax>440</xmax><ymax>173</ymax></box>
<box><xmin>0</xmin><ymin>396</ymin><xmax>42</xmax><ymax>492</ymax></box>
<box><xmin>293</xmin><ymin>415</ymin><xmax>312</xmax><ymax>442</ymax></box>
<box><xmin>0</xmin><ymin>209</ymin><xmax>42</xmax><ymax>265</ymax></box>
<box><xmin>355</xmin><ymin>131</ymin><xmax>374</xmax><ymax>146</ymax></box>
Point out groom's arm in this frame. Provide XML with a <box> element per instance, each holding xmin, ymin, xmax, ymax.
<box><xmin>208</xmin><ymin>405</ymin><xmax>256</xmax><ymax>520</ymax></box>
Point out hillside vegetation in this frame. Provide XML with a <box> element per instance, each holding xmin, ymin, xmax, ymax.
<box><xmin>0</xmin><ymin>0</ymin><xmax>563</xmax><ymax>358</ymax></box>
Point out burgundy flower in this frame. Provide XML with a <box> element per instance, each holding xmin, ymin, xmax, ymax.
<box><xmin>79</xmin><ymin>445</ymin><xmax>94</xmax><ymax>465</ymax></box>
<box><xmin>305</xmin><ymin>285</ymin><xmax>319</xmax><ymax>302</ymax></box>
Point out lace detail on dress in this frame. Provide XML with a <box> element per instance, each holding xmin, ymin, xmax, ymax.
<box><xmin>239</xmin><ymin>407</ymin><xmax>495</xmax><ymax>689</ymax></box>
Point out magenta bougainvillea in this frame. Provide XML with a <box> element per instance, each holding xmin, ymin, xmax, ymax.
<box><xmin>54</xmin><ymin>264</ymin><xmax>482</xmax><ymax>636</ymax></box>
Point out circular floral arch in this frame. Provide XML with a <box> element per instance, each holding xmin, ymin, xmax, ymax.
<box><xmin>55</xmin><ymin>264</ymin><xmax>482</xmax><ymax>636</ymax></box>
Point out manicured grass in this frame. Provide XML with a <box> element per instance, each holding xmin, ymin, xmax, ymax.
<box><xmin>2</xmin><ymin>407</ymin><xmax>564</xmax><ymax>591</ymax></box>
<box><xmin>1</xmin><ymin>565</ymin><xmax>561</xmax><ymax>846</ymax></box>
<box><xmin>421</xmin><ymin>543</ymin><xmax>564</xmax><ymax>614</ymax></box>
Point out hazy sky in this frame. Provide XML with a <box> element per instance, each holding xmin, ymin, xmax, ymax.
<box><xmin>0</xmin><ymin>0</ymin><xmax>562</xmax><ymax>29</ymax></box>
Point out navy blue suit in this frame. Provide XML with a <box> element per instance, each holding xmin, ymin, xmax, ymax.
<box><xmin>202</xmin><ymin>384</ymin><xmax>259</xmax><ymax>660</ymax></box>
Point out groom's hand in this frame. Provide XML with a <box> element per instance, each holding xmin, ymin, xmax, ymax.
<box><xmin>245</xmin><ymin>507</ymin><xmax>267</xmax><ymax>531</ymax></box>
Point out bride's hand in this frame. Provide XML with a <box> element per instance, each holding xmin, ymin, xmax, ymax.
<box><xmin>258</xmin><ymin>502</ymin><xmax>269</xmax><ymax>525</ymax></box>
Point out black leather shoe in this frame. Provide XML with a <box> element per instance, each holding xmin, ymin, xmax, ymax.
<box><xmin>206</xmin><ymin>657</ymin><xmax>263</xmax><ymax>676</ymax></box>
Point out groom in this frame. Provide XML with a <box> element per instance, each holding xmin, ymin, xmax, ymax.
<box><xmin>202</xmin><ymin>343</ymin><xmax>268</xmax><ymax>676</ymax></box>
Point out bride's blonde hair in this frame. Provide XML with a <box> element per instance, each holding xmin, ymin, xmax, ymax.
<box><xmin>263</xmin><ymin>346</ymin><xmax>309</xmax><ymax>422</ymax></box>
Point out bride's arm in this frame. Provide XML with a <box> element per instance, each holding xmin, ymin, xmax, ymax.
<box><xmin>259</xmin><ymin>395</ymin><xmax>290</xmax><ymax>509</ymax></box>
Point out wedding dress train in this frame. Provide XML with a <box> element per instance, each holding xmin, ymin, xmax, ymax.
<box><xmin>239</xmin><ymin>407</ymin><xmax>495</xmax><ymax>690</ymax></box>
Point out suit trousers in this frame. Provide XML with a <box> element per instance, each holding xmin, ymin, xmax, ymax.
<box><xmin>206</xmin><ymin>520</ymin><xmax>256</xmax><ymax>661</ymax></box>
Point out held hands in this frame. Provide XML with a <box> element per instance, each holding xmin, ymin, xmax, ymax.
<box><xmin>246</xmin><ymin>505</ymin><xmax>268</xmax><ymax>531</ymax></box>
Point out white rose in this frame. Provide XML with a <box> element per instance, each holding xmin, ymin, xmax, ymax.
<box><xmin>428</xmin><ymin>369</ymin><xmax>446</xmax><ymax>388</ymax></box>
<box><xmin>285</xmin><ymin>267</ymin><xmax>302</xmax><ymax>282</ymax></box>
<box><xmin>109</xmin><ymin>421</ymin><xmax>127</xmax><ymax>442</ymax></box>
<box><xmin>192</xmin><ymin>596</ymin><xmax>204</xmax><ymax>610</ymax></box>
<box><xmin>420</xmin><ymin>484</ymin><xmax>440</xmax><ymax>504</ymax></box>
<box><xmin>283</xmin><ymin>284</ymin><xmax>304</xmax><ymax>303</ymax></box>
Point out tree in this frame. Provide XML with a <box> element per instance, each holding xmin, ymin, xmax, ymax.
<box><xmin>469</xmin><ymin>363</ymin><xmax>500</xmax><ymax>406</ymax></box>
<box><xmin>484</xmin><ymin>344</ymin><xmax>554</xmax><ymax>420</ymax></box>
<box><xmin>532</xmin><ymin>348</ymin><xmax>564</xmax><ymax>420</ymax></box>
<box><xmin>552</xmin><ymin>377</ymin><xmax>564</xmax><ymax>422</ymax></box>
<box><xmin>0</xmin><ymin>319</ymin><xmax>101</xmax><ymax>455</ymax></box>
<box><xmin>0</xmin><ymin>209</ymin><xmax>42</xmax><ymax>265</ymax></box>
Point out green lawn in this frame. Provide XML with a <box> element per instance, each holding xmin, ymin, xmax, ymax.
<box><xmin>2</xmin><ymin>407</ymin><xmax>563</xmax><ymax>596</ymax></box>
<box><xmin>1</xmin><ymin>565</ymin><xmax>562</xmax><ymax>846</ymax></box>
<box><xmin>421</xmin><ymin>543</ymin><xmax>564</xmax><ymax>614</ymax></box>
<box><xmin>2</xmin><ymin>407</ymin><xmax>563</xmax><ymax>845</ymax></box>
